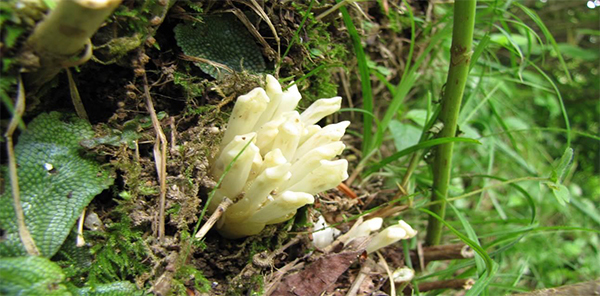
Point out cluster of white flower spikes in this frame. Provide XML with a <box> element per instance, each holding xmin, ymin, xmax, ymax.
<box><xmin>209</xmin><ymin>75</ymin><xmax>349</xmax><ymax>238</ymax></box>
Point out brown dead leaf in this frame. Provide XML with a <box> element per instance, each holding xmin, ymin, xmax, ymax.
<box><xmin>269</xmin><ymin>238</ymin><xmax>368</xmax><ymax>296</ymax></box>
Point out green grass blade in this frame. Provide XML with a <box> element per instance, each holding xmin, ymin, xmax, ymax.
<box><xmin>365</xmin><ymin>137</ymin><xmax>481</xmax><ymax>175</ymax></box>
<box><xmin>280</xmin><ymin>0</ymin><xmax>315</xmax><ymax>63</ymax></box>
<box><xmin>339</xmin><ymin>4</ymin><xmax>374</xmax><ymax>157</ymax></box>
<box><xmin>374</xmin><ymin>24</ymin><xmax>453</xmax><ymax>151</ymax></box>
<box><xmin>419</xmin><ymin>208</ymin><xmax>497</xmax><ymax>282</ymax></box>
<box><xmin>513</xmin><ymin>2</ymin><xmax>572</xmax><ymax>82</ymax></box>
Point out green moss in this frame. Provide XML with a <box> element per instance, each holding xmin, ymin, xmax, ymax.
<box><xmin>287</xmin><ymin>2</ymin><xmax>349</xmax><ymax>104</ymax></box>
<box><xmin>86</xmin><ymin>211</ymin><xmax>150</xmax><ymax>285</ymax></box>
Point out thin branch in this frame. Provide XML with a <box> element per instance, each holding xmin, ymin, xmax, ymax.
<box><xmin>194</xmin><ymin>197</ymin><xmax>233</xmax><ymax>240</ymax></box>
<box><xmin>142</xmin><ymin>66</ymin><xmax>169</xmax><ymax>242</ymax></box>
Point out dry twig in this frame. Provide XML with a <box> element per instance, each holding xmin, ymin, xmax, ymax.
<box><xmin>5</xmin><ymin>75</ymin><xmax>39</xmax><ymax>256</ymax></box>
<box><xmin>194</xmin><ymin>197</ymin><xmax>233</xmax><ymax>240</ymax></box>
<box><xmin>142</xmin><ymin>64</ymin><xmax>169</xmax><ymax>241</ymax></box>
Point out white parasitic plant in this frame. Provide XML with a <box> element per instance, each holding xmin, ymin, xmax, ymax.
<box><xmin>209</xmin><ymin>75</ymin><xmax>349</xmax><ymax>238</ymax></box>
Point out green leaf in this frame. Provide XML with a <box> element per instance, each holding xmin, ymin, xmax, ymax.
<box><xmin>174</xmin><ymin>13</ymin><xmax>266</xmax><ymax>79</ymax></box>
<box><xmin>388</xmin><ymin>120</ymin><xmax>421</xmax><ymax>152</ymax></box>
<box><xmin>365</xmin><ymin>137</ymin><xmax>480</xmax><ymax>175</ymax></box>
<box><xmin>550</xmin><ymin>183</ymin><xmax>571</xmax><ymax>206</ymax></box>
<box><xmin>0</xmin><ymin>112</ymin><xmax>114</xmax><ymax>257</ymax></box>
<box><xmin>0</xmin><ymin>256</ymin><xmax>70</xmax><ymax>296</ymax></box>
<box><xmin>550</xmin><ymin>147</ymin><xmax>574</xmax><ymax>184</ymax></box>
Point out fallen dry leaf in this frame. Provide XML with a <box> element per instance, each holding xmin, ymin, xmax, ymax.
<box><xmin>269</xmin><ymin>238</ymin><xmax>368</xmax><ymax>296</ymax></box>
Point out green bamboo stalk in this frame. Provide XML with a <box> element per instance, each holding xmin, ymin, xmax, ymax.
<box><xmin>425</xmin><ymin>0</ymin><xmax>477</xmax><ymax>246</ymax></box>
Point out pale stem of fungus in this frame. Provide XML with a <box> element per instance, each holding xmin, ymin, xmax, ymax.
<box><xmin>225</xmin><ymin>163</ymin><xmax>291</xmax><ymax>222</ymax></box>
<box><xmin>300</xmin><ymin>97</ymin><xmax>342</xmax><ymax>125</ymax></box>
<box><xmin>253</xmin><ymin>75</ymin><xmax>284</xmax><ymax>129</ymax></box>
<box><xmin>366</xmin><ymin>220</ymin><xmax>418</xmax><ymax>254</ymax></box>
<box><xmin>255</xmin><ymin>116</ymin><xmax>285</xmax><ymax>152</ymax></box>
<box><xmin>341</xmin><ymin>217</ymin><xmax>383</xmax><ymax>244</ymax></box>
<box><xmin>246</xmin><ymin>191</ymin><xmax>315</xmax><ymax>224</ymax></box>
<box><xmin>214</xmin><ymin>134</ymin><xmax>259</xmax><ymax>198</ymax></box>
<box><xmin>210</xmin><ymin>74</ymin><xmax>349</xmax><ymax>238</ymax></box>
<box><xmin>221</xmin><ymin>88</ymin><xmax>269</xmax><ymax>146</ymax></box>
<box><xmin>285</xmin><ymin>159</ymin><xmax>349</xmax><ymax>195</ymax></box>
<box><xmin>272</xmin><ymin>84</ymin><xmax>302</xmax><ymax>116</ymax></box>
<box><xmin>256</xmin><ymin>149</ymin><xmax>287</xmax><ymax>177</ymax></box>
<box><xmin>283</xmin><ymin>141</ymin><xmax>345</xmax><ymax>189</ymax></box>
<box><xmin>271</xmin><ymin>111</ymin><xmax>302</xmax><ymax>161</ymax></box>
<box><xmin>293</xmin><ymin>121</ymin><xmax>350</xmax><ymax>162</ymax></box>
<box><xmin>299</xmin><ymin>125</ymin><xmax>322</xmax><ymax>145</ymax></box>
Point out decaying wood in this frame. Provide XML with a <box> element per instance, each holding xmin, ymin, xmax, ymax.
<box><xmin>386</xmin><ymin>243</ymin><xmax>474</xmax><ymax>270</ymax></box>
<box><xmin>412</xmin><ymin>243</ymin><xmax>474</xmax><ymax>264</ymax></box>
<box><xmin>511</xmin><ymin>279</ymin><xmax>600</xmax><ymax>296</ymax></box>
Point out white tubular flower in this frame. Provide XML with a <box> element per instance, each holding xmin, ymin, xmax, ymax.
<box><xmin>212</xmin><ymin>133</ymin><xmax>258</xmax><ymax>198</ymax></box>
<box><xmin>210</xmin><ymin>75</ymin><xmax>349</xmax><ymax>238</ymax></box>
<box><xmin>271</xmin><ymin>111</ymin><xmax>302</xmax><ymax>161</ymax></box>
<box><xmin>253</xmin><ymin>75</ymin><xmax>284</xmax><ymax>129</ymax></box>
<box><xmin>273</xmin><ymin>84</ymin><xmax>302</xmax><ymax>116</ymax></box>
<box><xmin>299</xmin><ymin>125</ymin><xmax>321</xmax><ymax>145</ymax></box>
<box><xmin>283</xmin><ymin>141</ymin><xmax>345</xmax><ymax>189</ymax></box>
<box><xmin>300</xmin><ymin>97</ymin><xmax>342</xmax><ymax>126</ymax></box>
<box><xmin>285</xmin><ymin>159</ymin><xmax>348</xmax><ymax>195</ymax></box>
<box><xmin>343</xmin><ymin>217</ymin><xmax>383</xmax><ymax>242</ymax></box>
<box><xmin>225</xmin><ymin>163</ymin><xmax>291</xmax><ymax>222</ymax></box>
<box><xmin>221</xmin><ymin>88</ymin><xmax>269</xmax><ymax>146</ymax></box>
<box><xmin>293</xmin><ymin>121</ymin><xmax>350</xmax><ymax>162</ymax></box>
<box><xmin>365</xmin><ymin>220</ymin><xmax>418</xmax><ymax>254</ymax></box>
<box><xmin>246</xmin><ymin>191</ymin><xmax>314</xmax><ymax>224</ymax></box>
<box><xmin>312</xmin><ymin>215</ymin><xmax>341</xmax><ymax>249</ymax></box>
